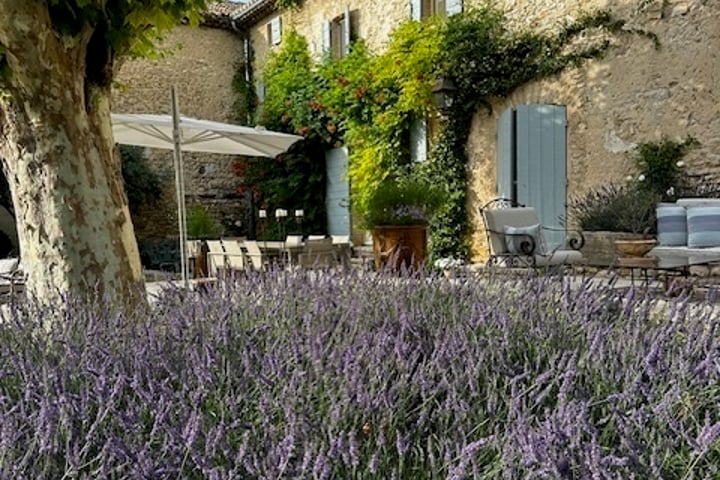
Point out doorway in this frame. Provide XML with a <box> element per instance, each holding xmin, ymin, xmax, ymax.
<box><xmin>497</xmin><ymin>104</ymin><xmax>567</xmax><ymax>249</ymax></box>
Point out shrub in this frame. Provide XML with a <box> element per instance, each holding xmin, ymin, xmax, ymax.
<box><xmin>119</xmin><ymin>145</ymin><xmax>163</xmax><ymax>213</ymax></box>
<box><xmin>568</xmin><ymin>184</ymin><xmax>660</xmax><ymax>234</ymax></box>
<box><xmin>186</xmin><ymin>204</ymin><xmax>221</xmax><ymax>239</ymax></box>
<box><xmin>362</xmin><ymin>174</ymin><xmax>442</xmax><ymax>228</ymax></box>
<box><xmin>0</xmin><ymin>272</ymin><xmax>718</xmax><ymax>478</ymax></box>
<box><xmin>631</xmin><ymin>136</ymin><xmax>699</xmax><ymax>200</ymax></box>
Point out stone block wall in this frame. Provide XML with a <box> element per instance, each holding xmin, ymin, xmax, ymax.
<box><xmin>112</xmin><ymin>25</ymin><xmax>246</xmax><ymax>240</ymax></box>
<box><xmin>467</xmin><ymin>0</ymin><xmax>720</xmax><ymax>261</ymax></box>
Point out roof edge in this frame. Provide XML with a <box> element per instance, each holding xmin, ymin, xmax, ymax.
<box><xmin>230</xmin><ymin>0</ymin><xmax>276</xmax><ymax>27</ymax></box>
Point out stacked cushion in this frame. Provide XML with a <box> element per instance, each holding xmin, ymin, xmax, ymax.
<box><xmin>656</xmin><ymin>203</ymin><xmax>687</xmax><ymax>246</ymax></box>
<box><xmin>686</xmin><ymin>206</ymin><xmax>720</xmax><ymax>248</ymax></box>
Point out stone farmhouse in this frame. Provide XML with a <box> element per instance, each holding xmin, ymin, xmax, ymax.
<box><xmin>110</xmin><ymin>0</ymin><xmax>719</xmax><ymax>262</ymax></box>
<box><xmin>229</xmin><ymin>0</ymin><xmax>719</xmax><ymax>261</ymax></box>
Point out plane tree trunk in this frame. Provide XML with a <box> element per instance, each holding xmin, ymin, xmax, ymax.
<box><xmin>0</xmin><ymin>2</ymin><xmax>145</xmax><ymax>309</ymax></box>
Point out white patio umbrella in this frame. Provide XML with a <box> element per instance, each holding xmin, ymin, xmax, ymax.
<box><xmin>111</xmin><ymin>87</ymin><xmax>302</xmax><ymax>287</ymax></box>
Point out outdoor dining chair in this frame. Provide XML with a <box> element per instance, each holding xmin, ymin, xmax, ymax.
<box><xmin>298</xmin><ymin>237</ymin><xmax>336</xmax><ymax>269</ymax></box>
<box><xmin>0</xmin><ymin>257</ymin><xmax>24</xmax><ymax>302</ymax></box>
<box><xmin>220</xmin><ymin>238</ymin><xmax>248</xmax><ymax>273</ymax></box>
<box><xmin>331</xmin><ymin>235</ymin><xmax>352</xmax><ymax>267</ymax></box>
<box><xmin>242</xmin><ymin>240</ymin><xmax>270</xmax><ymax>271</ymax></box>
<box><xmin>205</xmin><ymin>240</ymin><xmax>225</xmax><ymax>277</ymax></box>
<box><xmin>284</xmin><ymin>234</ymin><xmax>304</xmax><ymax>265</ymax></box>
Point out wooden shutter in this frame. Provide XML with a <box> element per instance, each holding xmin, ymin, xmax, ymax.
<box><xmin>325</xmin><ymin>147</ymin><xmax>351</xmax><ymax>236</ymax></box>
<box><xmin>446</xmin><ymin>0</ymin><xmax>463</xmax><ymax>15</ymax></box>
<box><xmin>496</xmin><ymin>108</ymin><xmax>515</xmax><ymax>200</ymax></box>
<box><xmin>321</xmin><ymin>20</ymin><xmax>331</xmax><ymax>54</ymax></box>
<box><xmin>343</xmin><ymin>6</ymin><xmax>351</xmax><ymax>56</ymax></box>
<box><xmin>255</xmin><ymin>80</ymin><xmax>265</xmax><ymax>102</ymax></box>
<box><xmin>410</xmin><ymin>0</ymin><xmax>422</xmax><ymax>20</ymax></box>
<box><xmin>515</xmin><ymin>104</ymin><xmax>567</xmax><ymax>248</ymax></box>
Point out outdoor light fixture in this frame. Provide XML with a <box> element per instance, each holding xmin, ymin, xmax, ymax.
<box><xmin>295</xmin><ymin>209</ymin><xmax>304</xmax><ymax>218</ymax></box>
<box><xmin>275</xmin><ymin>208</ymin><xmax>288</xmax><ymax>218</ymax></box>
<box><xmin>258</xmin><ymin>209</ymin><xmax>267</xmax><ymax>218</ymax></box>
<box><xmin>431</xmin><ymin>75</ymin><xmax>457</xmax><ymax>115</ymax></box>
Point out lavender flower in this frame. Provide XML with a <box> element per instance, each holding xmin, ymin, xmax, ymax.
<box><xmin>0</xmin><ymin>269</ymin><xmax>716</xmax><ymax>478</ymax></box>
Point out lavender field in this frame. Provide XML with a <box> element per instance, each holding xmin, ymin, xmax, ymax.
<box><xmin>0</xmin><ymin>270</ymin><xmax>718</xmax><ymax>478</ymax></box>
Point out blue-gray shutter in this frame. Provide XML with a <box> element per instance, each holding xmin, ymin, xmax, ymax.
<box><xmin>343</xmin><ymin>6</ymin><xmax>351</xmax><ymax>56</ymax></box>
<box><xmin>410</xmin><ymin>0</ymin><xmax>422</xmax><ymax>20</ymax></box>
<box><xmin>515</xmin><ymin>104</ymin><xmax>567</xmax><ymax>249</ymax></box>
<box><xmin>496</xmin><ymin>108</ymin><xmax>514</xmax><ymax>200</ymax></box>
<box><xmin>325</xmin><ymin>147</ymin><xmax>351</xmax><ymax>235</ymax></box>
<box><xmin>446</xmin><ymin>0</ymin><xmax>463</xmax><ymax>15</ymax></box>
<box><xmin>255</xmin><ymin>80</ymin><xmax>265</xmax><ymax>102</ymax></box>
<box><xmin>321</xmin><ymin>20</ymin><xmax>331</xmax><ymax>54</ymax></box>
<box><xmin>410</xmin><ymin>117</ymin><xmax>427</xmax><ymax>162</ymax></box>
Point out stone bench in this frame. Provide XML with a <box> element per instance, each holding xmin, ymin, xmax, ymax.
<box><xmin>649</xmin><ymin>198</ymin><xmax>720</xmax><ymax>263</ymax></box>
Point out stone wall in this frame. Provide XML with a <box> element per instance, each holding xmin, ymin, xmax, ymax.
<box><xmin>112</xmin><ymin>25</ymin><xmax>246</xmax><ymax>240</ymax></box>
<box><xmin>467</xmin><ymin>0</ymin><xmax>720</xmax><ymax>261</ymax></box>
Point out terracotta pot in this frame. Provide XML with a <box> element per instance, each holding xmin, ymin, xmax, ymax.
<box><xmin>372</xmin><ymin>225</ymin><xmax>427</xmax><ymax>271</ymax></box>
<box><xmin>614</xmin><ymin>238</ymin><xmax>656</xmax><ymax>257</ymax></box>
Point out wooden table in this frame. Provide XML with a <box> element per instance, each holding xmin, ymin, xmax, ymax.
<box><xmin>616</xmin><ymin>254</ymin><xmax>720</xmax><ymax>290</ymax></box>
<box><xmin>256</xmin><ymin>241</ymin><xmax>304</xmax><ymax>265</ymax></box>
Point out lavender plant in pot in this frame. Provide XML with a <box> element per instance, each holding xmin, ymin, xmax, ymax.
<box><xmin>568</xmin><ymin>184</ymin><xmax>659</xmax><ymax>264</ymax></box>
<box><xmin>363</xmin><ymin>175</ymin><xmax>441</xmax><ymax>271</ymax></box>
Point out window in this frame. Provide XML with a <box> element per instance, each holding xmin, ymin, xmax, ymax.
<box><xmin>267</xmin><ymin>16</ymin><xmax>282</xmax><ymax>46</ymax></box>
<box><xmin>410</xmin><ymin>0</ymin><xmax>462</xmax><ymax>20</ymax></box>
<box><xmin>322</xmin><ymin>7</ymin><xmax>352</xmax><ymax>59</ymax></box>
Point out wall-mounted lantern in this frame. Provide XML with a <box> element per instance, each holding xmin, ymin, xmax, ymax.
<box><xmin>431</xmin><ymin>76</ymin><xmax>457</xmax><ymax>114</ymax></box>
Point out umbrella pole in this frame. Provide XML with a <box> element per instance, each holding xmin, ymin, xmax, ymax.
<box><xmin>171</xmin><ymin>87</ymin><xmax>189</xmax><ymax>289</ymax></box>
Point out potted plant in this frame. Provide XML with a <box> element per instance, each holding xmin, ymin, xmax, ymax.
<box><xmin>567</xmin><ymin>184</ymin><xmax>659</xmax><ymax>266</ymax></box>
<box><xmin>186</xmin><ymin>204</ymin><xmax>221</xmax><ymax>277</ymax></box>
<box><xmin>362</xmin><ymin>175</ymin><xmax>441</xmax><ymax>271</ymax></box>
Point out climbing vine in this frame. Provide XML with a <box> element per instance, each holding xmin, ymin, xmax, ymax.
<box><xmin>234</xmin><ymin>5</ymin><xmax>657</xmax><ymax>259</ymax></box>
<box><xmin>276</xmin><ymin>0</ymin><xmax>303</xmax><ymax>10</ymax></box>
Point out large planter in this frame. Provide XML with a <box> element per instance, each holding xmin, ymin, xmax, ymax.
<box><xmin>372</xmin><ymin>225</ymin><xmax>427</xmax><ymax>271</ymax></box>
<box><xmin>581</xmin><ymin>231</ymin><xmax>649</xmax><ymax>266</ymax></box>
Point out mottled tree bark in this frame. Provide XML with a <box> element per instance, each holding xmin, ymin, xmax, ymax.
<box><xmin>0</xmin><ymin>2</ymin><xmax>145</xmax><ymax>309</ymax></box>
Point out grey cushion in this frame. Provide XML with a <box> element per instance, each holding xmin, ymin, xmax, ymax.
<box><xmin>677</xmin><ymin>198</ymin><xmax>720</xmax><ymax>208</ymax></box>
<box><xmin>656</xmin><ymin>204</ymin><xmax>687</xmax><ymax>246</ymax></box>
<box><xmin>687</xmin><ymin>206</ymin><xmax>720</xmax><ymax>248</ymax></box>
<box><xmin>504</xmin><ymin>224</ymin><xmax>545</xmax><ymax>255</ymax></box>
<box><xmin>483</xmin><ymin>207</ymin><xmax>540</xmax><ymax>254</ymax></box>
<box><xmin>534</xmin><ymin>249</ymin><xmax>583</xmax><ymax>266</ymax></box>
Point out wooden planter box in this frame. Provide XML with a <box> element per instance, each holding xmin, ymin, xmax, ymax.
<box><xmin>372</xmin><ymin>225</ymin><xmax>427</xmax><ymax>271</ymax></box>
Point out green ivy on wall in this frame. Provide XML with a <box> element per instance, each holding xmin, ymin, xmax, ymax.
<box><xmin>234</xmin><ymin>6</ymin><xmax>657</xmax><ymax>259</ymax></box>
<box><xmin>275</xmin><ymin>0</ymin><xmax>303</xmax><ymax>10</ymax></box>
